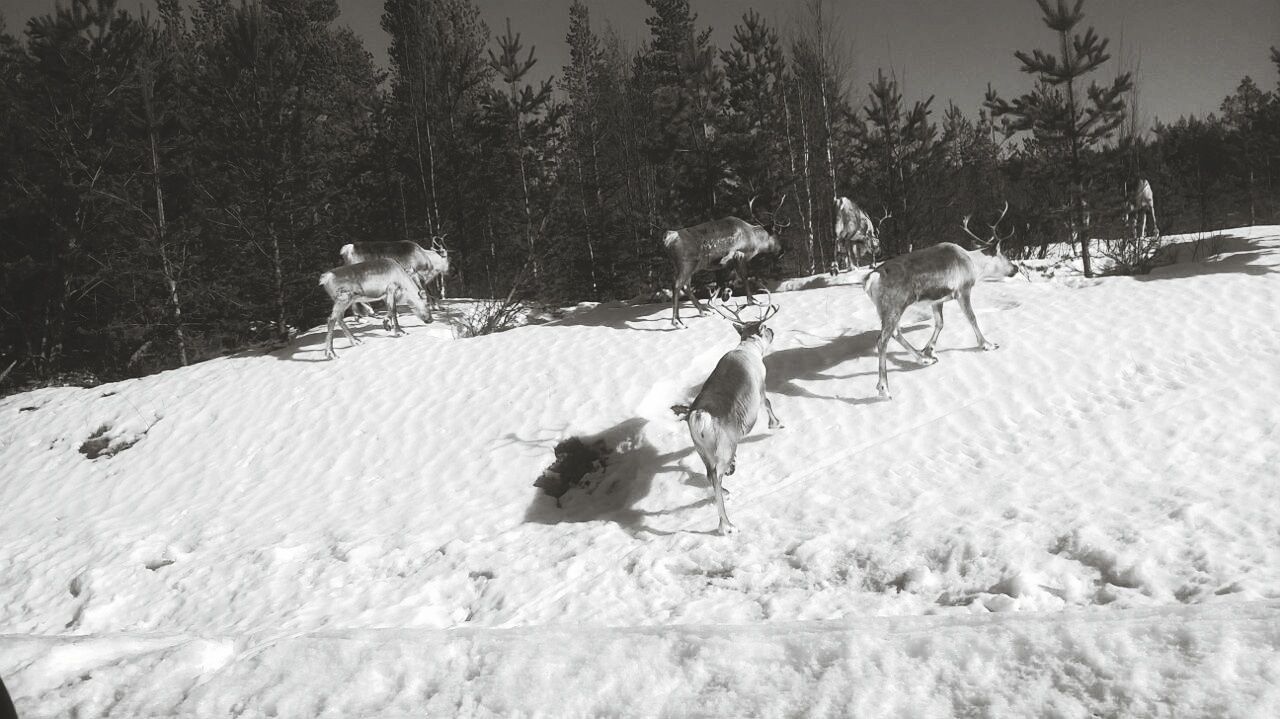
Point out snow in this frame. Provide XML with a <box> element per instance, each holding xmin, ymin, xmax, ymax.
<box><xmin>2</xmin><ymin>226</ymin><xmax>1279</xmax><ymax>717</ymax></box>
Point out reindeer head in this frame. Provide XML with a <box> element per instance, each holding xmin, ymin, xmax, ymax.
<box><xmin>961</xmin><ymin>201</ymin><xmax>1020</xmax><ymax>279</ymax></box>
<box><xmin>713</xmin><ymin>288</ymin><xmax>779</xmax><ymax>348</ymax></box>
<box><xmin>864</xmin><ymin>206</ymin><xmax>892</xmax><ymax>257</ymax></box>
<box><xmin>749</xmin><ymin>194</ymin><xmax>790</xmax><ymax>257</ymax></box>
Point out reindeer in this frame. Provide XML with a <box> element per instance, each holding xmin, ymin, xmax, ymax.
<box><xmin>661</xmin><ymin>196</ymin><xmax>787</xmax><ymax>328</ymax></box>
<box><xmin>672</xmin><ymin>291</ymin><xmax>783</xmax><ymax>535</ymax></box>
<box><xmin>339</xmin><ymin>238</ymin><xmax>450</xmax><ymax>317</ymax></box>
<box><xmin>319</xmin><ymin>258</ymin><xmax>433</xmax><ymax>360</ymax></box>
<box><xmin>833</xmin><ymin>198</ymin><xmax>890</xmax><ymax>274</ymax></box>
<box><xmin>863</xmin><ymin>202</ymin><xmax>1020</xmax><ymax>399</ymax></box>
<box><xmin>1125</xmin><ymin>179</ymin><xmax>1159</xmax><ymax>240</ymax></box>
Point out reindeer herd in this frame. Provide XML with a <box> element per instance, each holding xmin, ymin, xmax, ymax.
<box><xmin>317</xmin><ymin>181</ymin><xmax>1158</xmax><ymax>534</ymax></box>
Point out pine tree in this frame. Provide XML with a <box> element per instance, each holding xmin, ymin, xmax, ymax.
<box><xmin>483</xmin><ymin>18</ymin><xmax>560</xmax><ymax>294</ymax></box>
<box><xmin>855</xmin><ymin>71</ymin><xmax>938</xmax><ymax>254</ymax></box>
<box><xmin>1221</xmin><ymin>76</ymin><xmax>1276</xmax><ymax>224</ymax></box>
<box><xmin>381</xmin><ymin>0</ymin><xmax>491</xmax><ymax>295</ymax></box>
<box><xmin>634</xmin><ymin>0</ymin><xmax>722</xmax><ymax>221</ymax></box>
<box><xmin>720</xmin><ymin>10</ymin><xmax>787</xmax><ymax>213</ymax></box>
<box><xmin>188</xmin><ymin>0</ymin><xmax>379</xmax><ymax>341</ymax></box>
<box><xmin>11</xmin><ymin>0</ymin><xmax>144</xmax><ymax>374</ymax></box>
<box><xmin>985</xmin><ymin>0</ymin><xmax>1131</xmax><ymax>277</ymax></box>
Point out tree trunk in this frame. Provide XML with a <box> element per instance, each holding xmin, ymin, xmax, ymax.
<box><xmin>783</xmin><ymin>90</ymin><xmax>816</xmax><ymax>274</ymax></box>
<box><xmin>797</xmin><ymin>92</ymin><xmax>823</xmax><ymax>273</ymax></box>
<box><xmin>145</xmin><ymin>83</ymin><xmax>187</xmax><ymax>366</ymax></box>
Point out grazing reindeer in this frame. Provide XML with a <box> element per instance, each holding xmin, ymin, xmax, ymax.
<box><xmin>833</xmin><ymin>198</ymin><xmax>890</xmax><ymax>274</ymax></box>
<box><xmin>662</xmin><ymin>195</ymin><xmax>787</xmax><ymax>328</ymax></box>
<box><xmin>339</xmin><ymin>238</ymin><xmax>450</xmax><ymax>316</ymax></box>
<box><xmin>863</xmin><ymin>202</ymin><xmax>1019</xmax><ymax>399</ymax></box>
<box><xmin>1126</xmin><ymin>179</ymin><xmax>1159</xmax><ymax>240</ymax></box>
<box><xmin>319</xmin><ymin>258</ymin><xmax>433</xmax><ymax>360</ymax></box>
<box><xmin>672</xmin><ymin>292</ymin><xmax>783</xmax><ymax>535</ymax></box>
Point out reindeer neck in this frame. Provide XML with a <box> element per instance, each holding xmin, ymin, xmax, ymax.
<box><xmin>964</xmin><ymin>248</ymin><xmax>1000</xmax><ymax>275</ymax></box>
<box><xmin>735</xmin><ymin>333</ymin><xmax>769</xmax><ymax>356</ymax></box>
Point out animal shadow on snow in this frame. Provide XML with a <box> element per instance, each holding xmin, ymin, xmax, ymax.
<box><xmin>764</xmin><ymin>329</ymin><xmax>925</xmax><ymax>404</ymax></box>
<box><xmin>547</xmin><ymin>301</ymin><xmax>672</xmax><ymax>331</ymax></box>
<box><xmin>238</xmin><ymin>314</ymin><xmax>427</xmax><ymax>362</ymax></box>
<box><xmin>523</xmin><ymin>416</ymin><xmax>736</xmax><ymax>536</ymax></box>
<box><xmin>1131</xmin><ymin>233</ymin><xmax>1278</xmax><ymax>282</ymax></box>
<box><xmin>1136</xmin><ymin>234</ymin><xmax>1274</xmax><ymax>281</ymax></box>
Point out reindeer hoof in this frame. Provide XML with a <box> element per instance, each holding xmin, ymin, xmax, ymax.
<box><xmin>717</xmin><ymin>522</ymin><xmax>738</xmax><ymax>536</ymax></box>
<box><xmin>920</xmin><ymin>355</ymin><xmax>938</xmax><ymax>366</ymax></box>
<box><xmin>769</xmin><ymin>421</ymin><xmax>785</xmax><ymax>430</ymax></box>
<box><xmin>878</xmin><ymin>388</ymin><xmax>893</xmax><ymax>401</ymax></box>
<box><xmin>981</xmin><ymin>341</ymin><xmax>999</xmax><ymax>351</ymax></box>
<box><xmin>324</xmin><ymin>352</ymin><xmax>336</xmax><ymax>360</ymax></box>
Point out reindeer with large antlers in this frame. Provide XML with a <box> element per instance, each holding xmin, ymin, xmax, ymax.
<box><xmin>833</xmin><ymin>197</ymin><xmax>891</xmax><ymax>274</ymax></box>
<box><xmin>672</xmin><ymin>290</ymin><xmax>783</xmax><ymax>535</ymax></box>
<box><xmin>863</xmin><ymin>202</ymin><xmax>1020</xmax><ymax>399</ymax></box>
<box><xmin>661</xmin><ymin>195</ymin><xmax>787</xmax><ymax>328</ymax></box>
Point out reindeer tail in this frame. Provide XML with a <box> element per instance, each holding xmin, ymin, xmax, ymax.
<box><xmin>671</xmin><ymin>404</ymin><xmax>691</xmax><ymax>420</ymax></box>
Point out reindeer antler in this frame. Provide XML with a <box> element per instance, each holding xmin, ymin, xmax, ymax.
<box><xmin>876</xmin><ymin>206</ymin><xmax>893</xmax><ymax>231</ymax></box>
<box><xmin>757</xmin><ymin>287</ymin><xmax>779</xmax><ymax>323</ymax></box>
<box><xmin>961</xmin><ymin>201</ymin><xmax>1013</xmax><ymax>251</ymax></box>
<box><xmin>960</xmin><ymin>214</ymin><xmax>988</xmax><ymax>248</ymax></box>
<box><xmin>711</xmin><ymin>299</ymin><xmax>749</xmax><ymax>324</ymax></box>
<box><xmin>989</xmin><ymin>201</ymin><xmax>1014</xmax><ymax>250</ymax></box>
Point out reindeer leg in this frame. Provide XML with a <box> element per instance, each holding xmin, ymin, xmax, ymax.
<box><xmin>922</xmin><ymin>302</ymin><xmax>946</xmax><ymax>360</ymax></box>
<box><xmin>380</xmin><ymin>288</ymin><xmax>402</xmax><ymax>336</ymax></box>
<box><xmin>671</xmin><ymin>273</ymin><xmax>684</xmax><ymax>328</ymax></box>
<box><xmin>876</xmin><ymin>309</ymin><xmax>903</xmax><ymax>400</ymax></box>
<box><xmin>325</xmin><ymin>308</ymin><xmax>343</xmax><ymax>360</ymax></box>
<box><xmin>328</xmin><ymin>297</ymin><xmax>360</xmax><ymax>358</ymax></box>
<box><xmin>707</xmin><ymin>457</ymin><xmax>736</xmax><ymax>536</ymax></box>
<box><xmin>958</xmin><ymin>289</ymin><xmax>997</xmax><ymax>351</ymax></box>
<box><xmin>892</xmin><ymin>328</ymin><xmax>934</xmax><ymax>366</ymax></box>
<box><xmin>762</xmin><ymin>391</ymin><xmax>783</xmax><ymax>429</ymax></box>
<box><xmin>737</xmin><ymin>256</ymin><xmax>758</xmax><ymax>305</ymax></box>
<box><xmin>685</xmin><ymin>282</ymin><xmax>711</xmax><ymax>317</ymax></box>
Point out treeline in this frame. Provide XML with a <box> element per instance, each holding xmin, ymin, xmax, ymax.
<box><xmin>1</xmin><ymin>0</ymin><xmax>1277</xmax><ymax>385</ymax></box>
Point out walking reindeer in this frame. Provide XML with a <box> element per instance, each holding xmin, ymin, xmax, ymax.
<box><xmin>319</xmin><ymin>259</ymin><xmax>433</xmax><ymax>360</ymax></box>
<box><xmin>673</xmin><ymin>290</ymin><xmax>783</xmax><ymax>535</ymax></box>
<box><xmin>662</xmin><ymin>196</ymin><xmax>787</xmax><ymax>328</ymax></box>
<box><xmin>863</xmin><ymin>202</ymin><xmax>1019</xmax><ymax>399</ymax></box>
<box><xmin>833</xmin><ymin>197</ymin><xmax>891</xmax><ymax>274</ymax></box>
<box><xmin>339</xmin><ymin>238</ymin><xmax>450</xmax><ymax>317</ymax></box>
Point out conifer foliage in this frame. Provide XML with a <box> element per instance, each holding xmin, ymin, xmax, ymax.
<box><xmin>0</xmin><ymin>0</ymin><xmax>1276</xmax><ymax>388</ymax></box>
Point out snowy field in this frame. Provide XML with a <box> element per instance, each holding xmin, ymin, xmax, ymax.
<box><xmin>2</xmin><ymin>227</ymin><xmax>1279</xmax><ymax>717</ymax></box>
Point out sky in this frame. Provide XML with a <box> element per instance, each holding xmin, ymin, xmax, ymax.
<box><xmin>2</xmin><ymin>0</ymin><xmax>1277</xmax><ymax>126</ymax></box>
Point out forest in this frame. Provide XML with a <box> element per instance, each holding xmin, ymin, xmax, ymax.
<box><xmin>1</xmin><ymin>0</ymin><xmax>1277</xmax><ymax>387</ymax></box>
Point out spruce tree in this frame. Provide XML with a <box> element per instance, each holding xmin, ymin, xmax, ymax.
<box><xmin>985</xmin><ymin>0</ymin><xmax>1131</xmax><ymax>277</ymax></box>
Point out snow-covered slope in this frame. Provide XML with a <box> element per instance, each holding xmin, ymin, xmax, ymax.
<box><xmin>3</xmin><ymin>227</ymin><xmax>1279</xmax><ymax>717</ymax></box>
